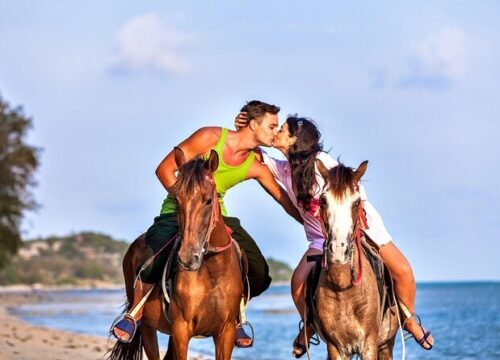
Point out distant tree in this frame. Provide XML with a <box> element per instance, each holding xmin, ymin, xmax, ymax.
<box><xmin>0</xmin><ymin>95</ymin><xmax>40</xmax><ymax>269</ymax></box>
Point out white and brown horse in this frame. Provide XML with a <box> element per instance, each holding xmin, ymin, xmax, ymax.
<box><xmin>313</xmin><ymin>160</ymin><xmax>399</xmax><ymax>360</ymax></box>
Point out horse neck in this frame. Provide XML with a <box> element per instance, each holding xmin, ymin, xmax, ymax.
<box><xmin>208</xmin><ymin>217</ymin><xmax>232</xmax><ymax>248</ymax></box>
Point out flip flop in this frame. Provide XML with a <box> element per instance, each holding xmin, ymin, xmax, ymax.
<box><xmin>292</xmin><ymin>320</ymin><xmax>320</xmax><ymax>358</ymax></box>
<box><xmin>402</xmin><ymin>314</ymin><xmax>433</xmax><ymax>350</ymax></box>
<box><xmin>417</xmin><ymin>330</ymin><xmax>433</xmax><ymax>350</ymax></box>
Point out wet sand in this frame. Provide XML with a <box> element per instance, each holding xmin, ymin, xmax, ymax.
<box><xmin>0</xmin><ymin>287</ymin><xmax>112</xmax><ymax>360</ymax></box>
<box><xmin>0</xmin><ymin>286</ymin><xmax>206</xmax><ymax>360</ymax></box>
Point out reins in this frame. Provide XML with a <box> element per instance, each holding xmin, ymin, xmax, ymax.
<box><xmin>201</xmin><ymin>185</ymin><xmax>233</xmax><ymax>255</ymax></box>
<box><xmin>351</xmin><ymin>197</ymin><xmax>368</xmax><ymax>286</ymax></box>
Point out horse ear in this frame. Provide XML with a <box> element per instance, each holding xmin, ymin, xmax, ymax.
<box><xmin>316</xmin><ymin>159</ymin><xmax>330</xmax><ymax>181</ymax></box>
<box><xmin>354</xmin><ymin>161</ymin><xmax>368</xmax><ymax>183</ymax></box>
<box><xmin>205</xmin><ymin>149</ymin><xmax>219</xmax><ymax>173</ymax></box>
<box><xmin>174</xmin><ymin>147</ymin><xmax>186</xmax><ymax>168</ymax></box>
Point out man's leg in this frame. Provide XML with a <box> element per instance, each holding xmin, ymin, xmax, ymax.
<box><xmin>223</xmin><ymin>216</ymin><xmax>272</xmax><ymax>298</ymax></box>
<box><xmin>223</xmin><ymin>216</ymin><xmax>271</xmax><ymax>348</ymax></box>
<box><xmin>111</xmin><ymin>213</ymin><xmax>179</xmax><ymax>342</ymax></box>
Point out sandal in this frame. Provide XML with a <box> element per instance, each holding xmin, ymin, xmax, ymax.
<box><xmin>110</xmin><ymin>313</ymin><xmax>140</xmax><ymax>343</ymax></box>
<box><xmin>292</xmin><ymin>320</ymin><xmax>320</xmax><ymax>358</ymax></box>
<box><xmin>402</xmin><ymin>313</ymin><xmax>433</xmax><ymax>350</ymax></box>
<box><xmin>235</xmin><ymin>322</ymin><xmax>254</xmax><ymax>348</ymax></box>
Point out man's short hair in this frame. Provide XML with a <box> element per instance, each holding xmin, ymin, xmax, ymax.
<box><xmin>240</xmin><ymin>100</ymin><xmax>280</xmax><ymax>124</ymax></box>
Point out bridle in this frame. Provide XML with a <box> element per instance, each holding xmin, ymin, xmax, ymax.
<box><xmin>200</xmin><ymin>184</ymin><xmax>233</xmax><ymax>255</ymax></box>
<box><xmin>319</xmin><ymin>185</ymin><xmax>369</xmax><ymax>286</ymax></box>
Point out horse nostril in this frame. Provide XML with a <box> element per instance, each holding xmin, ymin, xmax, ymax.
<box><xmin>192</xmin><ymin>253</ymin><xmax>200</xmax><ymax>264</ymax></box>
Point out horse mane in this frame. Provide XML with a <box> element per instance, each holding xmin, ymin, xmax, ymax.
<box><xmin>327</xmin><ymin>162</ymin><xmax>356</xmax><ymax>201</ymax></box>
<box><xmin>173</xmin><ymin>157</ymin><xmax>208</xmax><ymax>196</ymax></box>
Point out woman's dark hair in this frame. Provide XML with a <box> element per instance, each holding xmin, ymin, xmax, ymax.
<box><xmin>287</xmin><ymin>115</ymin><xmax>323</xmax><ymax>212</ymax></box>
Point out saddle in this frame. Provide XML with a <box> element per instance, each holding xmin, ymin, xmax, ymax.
<box><xmin>305</xmin><ymin>237</ymin><xmax>395</xmax><ymax>340</ymax></box>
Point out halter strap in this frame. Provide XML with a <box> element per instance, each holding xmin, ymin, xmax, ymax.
<box><xmin>351</xmin><ymin>200</ymin><xmax>369</xmax><ymax>286</ymax></box>
<box><xmin>202</xmin><ymin>185</ymin><xmax>233</xmax><ymax>254</ymax></box>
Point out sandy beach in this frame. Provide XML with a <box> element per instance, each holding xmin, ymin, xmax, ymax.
<box><xmin>0</xmin><ymin>286</ymin><xmax>112</xmax><ymax>360</ymax></box>
<box><xmin>0</xmin><ymin>286</ymin><xmax>211</xmax><ymax>360</ymax></box>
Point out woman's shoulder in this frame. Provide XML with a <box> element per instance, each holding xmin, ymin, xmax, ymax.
<box><xmin>315</xmin><ymin>151</ymin><xmax>338</xmax><ymax>169</ymax></box>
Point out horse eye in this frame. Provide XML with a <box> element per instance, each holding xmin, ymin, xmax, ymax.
<box><xmin>320</xmin><ymin>196</ymin><xmax>327</xmax><ymax>206</ymax></box>
<box><xmin>205</xmin><ymin>198</ymin><xmax>213</xmax><ymax>206</ymax></box>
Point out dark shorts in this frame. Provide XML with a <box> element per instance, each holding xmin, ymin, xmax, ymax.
<box><xmin>141</xmin><ymin>213</ymin><xmax>271</xmax><ymax>298</ymax></box>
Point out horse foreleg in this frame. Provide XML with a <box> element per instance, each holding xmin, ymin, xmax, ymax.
<box><xmin>359</xmin><ymin>337</ymin><xmax>379</xmax><ymax>360</ymax></box>
<box><xmin>213</xmin><ymin>322</ymin><xmax>236</xmax><ymax>360</ymax></box>
<box><xmin>163</xmin><ymin>337</ymin><xmax>175</xmax><ymax>360</ymax></box>
<box><xmin>141</xmin><ymin>322</ymin><xmax>160</xmax><ymax>360</ymax></box>
<box><xmin>377</xmin><ymin>338</ymin><xmax>395</xmax><ymax>360</ymax></box>
<box><xmin>171</xmin><ymin>325</ymin><xmax>190</xmax><ymax>360</ymax></box>
<box><xmin>326</xmin><ymin>343</ymin><xmax>346</xmax><ymax>360</ymax></box>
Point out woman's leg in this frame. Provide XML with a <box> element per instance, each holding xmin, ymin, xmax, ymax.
<box><xmin>292</xmin><ymin>248</ymin><xmax>322</xmax><ymax>318</ymax></box>
<box><xmin>291</xmin><ymin>247</ymin><xmax>322</xmax><ymax>357</ymax></box>
<box><xmin>379</xmin><ymin>242</ymin><xmax>434</xmax><ymax>349</ymax></box>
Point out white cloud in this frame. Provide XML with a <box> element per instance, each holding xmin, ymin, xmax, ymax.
<box><xmin>417</xmin><ymin>28</ymin><xmax>466</xmax><ymax>79</ymax></box>
<box><xmin>399</xmin><ymin>28</ymin><xmax>467</xmax><ymax>89</ymax></box>
<box><xmin>113</xmin><ymin>13</ymin><xmax>191</xmax><ymax>74</ymax></box>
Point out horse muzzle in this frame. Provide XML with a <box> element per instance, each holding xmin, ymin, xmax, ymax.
<box><xmin>178</xmin><ymin>251</ymin><xmax>203</xmax><ymax>271</ymax></box>
<box><xmin>327</xmin><ymin>239</ymin><xmax>350</xmax><ymax>265</ymax></box>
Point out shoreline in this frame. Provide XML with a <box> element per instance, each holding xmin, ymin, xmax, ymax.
<box><xmin>0</xmin><ymin>288</ymin><xmax>113</xmax><ymax>360</ymax></box>
<box><xmin>0</xmin><ymin>287</ymin><xmax>207</xmax><ymax>360</ymax></box>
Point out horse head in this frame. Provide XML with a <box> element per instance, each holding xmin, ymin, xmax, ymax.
<box><xmin>173</xmin><ymin>147</ymin><xmax>219</xmax><ymax>271</ymax></box>
<box><xmin>317</xmin><ymin>159</ymin><xmax>368</xmax><ymax>266</ymax></box>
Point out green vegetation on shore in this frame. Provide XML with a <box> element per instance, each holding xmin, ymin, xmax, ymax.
<box><xmin>0</xmin><ymin>232</ymin><xmax>294</xmax><ymax>286</ymax></box>
<box><xmin>0</xmin><ymin>232</ymin><xmax>128</xmax><ymax>286</ymax></box>
<box><xmin>0</xmin><ymin>95</ymin><xmax>40</xmax><ymax>269</ymax></box>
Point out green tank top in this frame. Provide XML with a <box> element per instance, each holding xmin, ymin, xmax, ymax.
<box><xmin>160</xmin><ymin>128</ymin><xmax>255</xmax><ymax>216</ymax></box>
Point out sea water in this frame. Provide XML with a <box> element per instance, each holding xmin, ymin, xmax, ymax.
<box><xmin>10</xmin><ymin>282</ymin><xmax>500</xmax><ymax>359</ymax></box>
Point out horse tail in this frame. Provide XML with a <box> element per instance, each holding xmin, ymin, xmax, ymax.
<box><xmin>107</xmin><ymin>300</ymin><xmax>143</xmax><ymax>360</ymax></box>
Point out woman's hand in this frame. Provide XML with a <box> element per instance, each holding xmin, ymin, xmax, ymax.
<box><xmin>234</xmin><ymin>111</ymin><xmax>249</xmax><ymax>130</ymax></box>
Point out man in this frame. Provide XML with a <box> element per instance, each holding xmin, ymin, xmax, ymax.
<box><xmin>111</xmin><ymin>100</ymin><xmax>302</xmax><ymax>346</ymax></box>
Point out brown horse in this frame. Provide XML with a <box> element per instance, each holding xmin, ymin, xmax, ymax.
<box><xmin>109</xmin><ymin>148</ymin><xmax>244</xmax><ymax>360</ymax></box>
<box><xmin>312</xmin><ymin>160</ymin><xmax>399</xmax><ymax>360</ymax></box>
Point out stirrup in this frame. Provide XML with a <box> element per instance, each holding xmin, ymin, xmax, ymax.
<box><xmin>110</xmin><ymin>313</ymin><xmax>138</xmax><ymax>343</ymax></box>
<box><xmin>235</xmin><ymin>321</ymin><xmax>254</xmax><ymax>348</ymax></box>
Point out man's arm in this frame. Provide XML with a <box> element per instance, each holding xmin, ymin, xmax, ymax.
<box><xmin>247</xmin><ymin>160</ymin><xmax>304</xmax><ymax>225</ymax></box>
<box><xmin>156</xmin><ymin>127</ymin><xmax>220</xmax><ymax>193</ymax></box>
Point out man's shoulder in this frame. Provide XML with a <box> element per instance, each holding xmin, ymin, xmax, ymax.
<box><xmin>247</xmin><ymin>156</ymin><xmax>271</xmax><ymax>179</ymax></box>
<box><xmin>193</xmin><ymin>126</ymin><xmax>222</xmax><ymax>138</ymax></box>
<box><xmin>188</xmin><ymin>126</ymin><xmax>222</xmax><ymax>145</ymax></box>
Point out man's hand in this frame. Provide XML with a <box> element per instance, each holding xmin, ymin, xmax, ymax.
<box><xmin>234</xmin><ymin>111</ymin><xmax>249</xmax><ymax>130</ymax></box>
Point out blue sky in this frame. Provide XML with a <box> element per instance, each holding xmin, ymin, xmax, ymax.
<box><xmin>1</xmin><ymin>1</ymin><xmax>498</xmax><ymax>281</ymax></box>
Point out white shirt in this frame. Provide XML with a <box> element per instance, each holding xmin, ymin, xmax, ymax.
<box><xmin>261</xmin><ymin>150</ymin><xmax>391</xmax><ymax>249</ymax></box>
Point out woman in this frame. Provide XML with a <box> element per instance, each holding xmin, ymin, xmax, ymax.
<box><xmin>236</xmin><ymin>114</ymin><xmax>434</xmax><ymax>357</ymax></box>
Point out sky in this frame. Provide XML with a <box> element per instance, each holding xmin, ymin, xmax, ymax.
<box><xmin>0</xmin><ymin>1</ymin><xmax>498</xmax><ymax>282</ymax></box>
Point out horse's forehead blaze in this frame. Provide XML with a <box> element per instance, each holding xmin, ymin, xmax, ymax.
<box><xmin>324</xmin><ymin>190</ymin><xmax>357</xmax><ymax>232</ymax></box>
